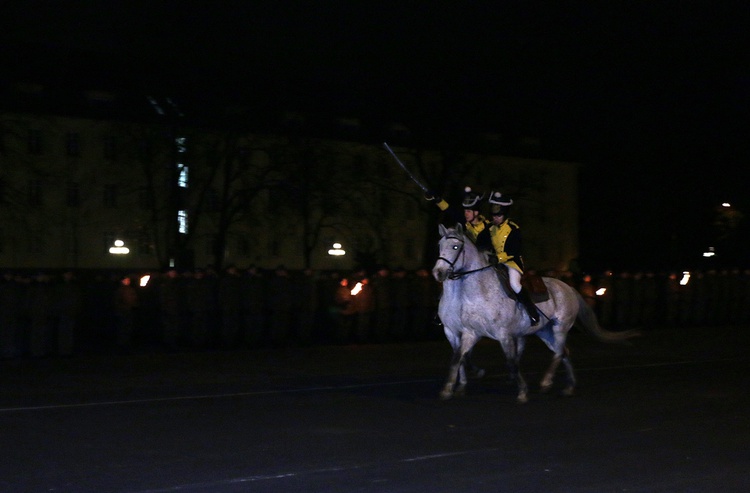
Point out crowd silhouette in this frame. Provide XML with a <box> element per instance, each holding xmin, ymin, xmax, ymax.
<box><xmin>2</xmin><ymin>265</ymin><xmax>750</xmax><ymax>359</ymax></box>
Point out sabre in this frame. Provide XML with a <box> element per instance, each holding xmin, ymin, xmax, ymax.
<box><xmin>382</xmin><ymin>142</ymin><xmax>431</xmax><ymax>193</ymax></box>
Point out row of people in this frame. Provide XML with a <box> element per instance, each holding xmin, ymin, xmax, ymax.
<box><xmin>578</xmin><ymin>268</ymin><xmax>750</xmax><ymax>330</ymax></box>
<box><xmin>0</xmin><ymin>265</ymin><xmax>443</xmax><ymax>358</ymax></box>
<box><xmin>2</xmin><ymin>264</ymin><xmax>749</xmax><ymax>358</ymax></box>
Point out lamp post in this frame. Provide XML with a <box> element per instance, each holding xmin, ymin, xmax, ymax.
<box><xmin>327</xmin><ymin>242</ymin><xmax>346</xmax><ymax>256</ymax></box>
<box><xmin>109</xmin><ymin>239</ymin><xmax>130</xmax><ymax>255</ymax></box>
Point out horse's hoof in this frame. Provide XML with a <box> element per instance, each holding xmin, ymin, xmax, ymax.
<box><xmin>439</xmin><ymin>390</ymin><xmax>454</xmax><ymax>401</ymax></box>
<box><xmin>517</xmin><ymin>393</ymin><xmax>529</xmax><ymax>404</ymax></box>
<box><xmin>473</xmin><ymin>369</ymin><xmax>486</xmax><ymax>379</ymax></box>
<box><xmin>540</xmin><ymin>383</ymin><xmax>553</xmax><ymax>393</ymax></box>
<box><xmin>561</xmin><ymin>387</ymin><xmax>575</xmax><ymax>397</ymax></box>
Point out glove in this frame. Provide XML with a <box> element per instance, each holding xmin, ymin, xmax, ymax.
<box><xmin>424</xmin><ymin>190</ymin><xmax>441</xmax><ymax>202</ymax></box>
<box><xmin>497</xmin><ymin>252</ymin><xmax>511</xmax><ymax>264</ymax></box>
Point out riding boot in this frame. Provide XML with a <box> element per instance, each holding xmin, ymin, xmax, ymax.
<box><xmin>517</xmin><ymin>288</ymin><xmax>540</xmax><ymax>324</ymax></box>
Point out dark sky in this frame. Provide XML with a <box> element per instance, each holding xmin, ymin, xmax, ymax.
<box><xmin>2</xmin><ymin>1</ymin><xmax>749</xmax><ymax>271</ymax></box>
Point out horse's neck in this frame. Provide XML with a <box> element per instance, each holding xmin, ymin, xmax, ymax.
<box><xmin>446</xmin><ymin>247</ymin><xmax>506</xmax><ymax>297</ymax></box>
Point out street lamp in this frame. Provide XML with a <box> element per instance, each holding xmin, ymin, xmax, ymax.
<box><xmin>328</xmin><ymin>242</ymin><xmax>346</xmax><ymax>256</ymax></box>
<box><xmin>109</xmin><ymin>239</ymin><xmax>130</xmax><ymax>255</ymax></box>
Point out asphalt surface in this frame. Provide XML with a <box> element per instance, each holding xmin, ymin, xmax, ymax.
<box><xmin>1</xmin><ymin>326</ymin><xmax>749</xmax><ymax>492</ymax></box>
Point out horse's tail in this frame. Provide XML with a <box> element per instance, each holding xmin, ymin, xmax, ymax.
<box><xmin>573</xmin><ymin>290</ymin><xmax>641</xmax><ymax>343</ymax></box>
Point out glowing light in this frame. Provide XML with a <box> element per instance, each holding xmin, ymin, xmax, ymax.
<box><xmin>721</xmin><ymin>202</ymin><xmax>731</xmax><ymax>208</ymax></box>
<box><xmin>595</xmin><ymin>288</ymin><xmax>607</xmax><ymax>296</ymax></box>
<box><xmin>702</xmin><ymin>246</ymin><xmax>716</xmax><ymax>258</ymax></box>
<box><xmin>328</xmin><ymin>242</ymin><xmax>346</xmax><ymax>256</ymax></box>
<box><xmin>178</xmin><ymin>165</ymin><xmax>188</xmax><ymax>188</ymax></box>
<box><xmin>178</xmin><ymin>210</ymin><xmax>188</xmax><ymax>234</ymax></box>
<box><xmin>109</xmin><ymin>239</ymin><xmax>130</xmax><ymax>255</ymax></box>
<box><xmin>350</xmin><ymin>282</ymin><xmax>363</xmax><ymax>296</ymax></box>
<box><xmin>139</xmin><ymin>275</ymin><xmax>151</xmax><ymax>287</ymax></box>
<box><xmin>680</xmin><ymin>271</ymin><xmax>691</xmax><ymax>286</ymax></box>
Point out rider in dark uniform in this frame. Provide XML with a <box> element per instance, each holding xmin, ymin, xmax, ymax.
<box><xmin>487</xmin><ymin>191</ymin><xmax>539</xmax><ymax>324</ymax></box>
<box><xmin>429</xmin><ymin>186</ymin><xmax>493</xmax><ymax>252</ymax></box>
<box><xmin>427</xmin><ymin>187</ymin><xmax>539</xmax><ymax>325</ymax></box>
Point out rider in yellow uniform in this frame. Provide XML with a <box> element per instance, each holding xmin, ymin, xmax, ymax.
<box><xmin>430</xmin><ymin>186</ymin><xmax>492</xmax><ymax>252</ymax></box>
<box><xmin>487</xmin><ymin>191</ymin><xmax>539</xmax><ymax>324</ymax></box>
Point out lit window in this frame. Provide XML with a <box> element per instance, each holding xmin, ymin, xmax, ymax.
<box><xmin>178</xmin><ymin>165</ymin><xmax>188</xmax><ymax>188</ymax></box>
<box><xmin>175</xmin><ymin>136</ymin><xmax>187</xmax><ymax>153</ymax></box>
<box><xmin>178</xmin><ymin>210</ymin><xmax>188</xmax><ymax>234</ymax></box>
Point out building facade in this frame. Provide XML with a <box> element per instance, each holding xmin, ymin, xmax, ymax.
<box><xmin>0</xmin><ymin>105</ymin><xmax>580</xmax><ymax>273</ymax></box>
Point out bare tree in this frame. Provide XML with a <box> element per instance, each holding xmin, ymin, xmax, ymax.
<box><xmin>267</xmin><ymin>137</ymin><xmax>365</xmax><ymax>268</ymax></box>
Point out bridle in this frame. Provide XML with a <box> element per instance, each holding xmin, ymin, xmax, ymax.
<box><xmin>437</xmin><ymin>234</ymin><xmax>494</xmax><ymax>280</ymax></box>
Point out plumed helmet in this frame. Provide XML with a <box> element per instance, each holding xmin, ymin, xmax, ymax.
<box><xmin>488</xmin><ymin>191</ymin><xmax>513</xmax><ymax>216</ymax></box>
<box><xmin>461</xmin><ymin>186</ymin><xmax>484</xmax><ymax>211</ymax></box>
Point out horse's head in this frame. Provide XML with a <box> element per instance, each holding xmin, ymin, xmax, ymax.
<box><xmin>432</xmin><ymin>223</ymin><xmax>467</xmax><ymax>282</ymax></box>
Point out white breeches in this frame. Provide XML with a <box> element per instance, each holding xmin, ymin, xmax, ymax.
<box><xmin>509</xmin><ymin>268</ymin><xmax>522</xmax><ymax>294</ymax></box>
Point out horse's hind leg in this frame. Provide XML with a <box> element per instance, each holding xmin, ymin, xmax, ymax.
<box><xmin>440</xmin><ymin>332</ymin><xmax>478</xmax><ymax>400</ymax></box>
<box><xmin>559</xmin><ymin>347</ymin><xmax>576</xmax><ymax>396</ymax></box>
<box><xmin>541</xmin><ymin>345</ymin><xmax>576</xmax><ymax>396</ymax></box>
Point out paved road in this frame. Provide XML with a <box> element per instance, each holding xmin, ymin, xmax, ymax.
<box><xmin>1</xmin><ymin>326</ymin><xmax>749</xmax><ymax>492</ymax></box>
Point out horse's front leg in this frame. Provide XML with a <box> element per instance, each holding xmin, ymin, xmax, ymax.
<box><xmin>440</xmin><ymin>331</ymin><xmax>479</xmax><ymax>400</ymax></box>
<box><xmin>500</xmin><ymin>335</ymin><xmax>529</xmax><ymax>403</ymax></box>
<box><xmin>464</xmin><ymin>349</ymin><xmax>486</xmax><ymax>379</ymax></box>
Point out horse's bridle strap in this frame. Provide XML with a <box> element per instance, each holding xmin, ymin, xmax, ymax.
<box><xmin>437</xmin><ymin>235</ymin><xmax>465</xmax><ymax>268</ymax></box>
<box><xmin>438</xmin><ymin>234</ymin><xmax>495</xmax><ymax>279</ymax></box>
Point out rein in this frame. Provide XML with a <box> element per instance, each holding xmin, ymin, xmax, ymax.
<box><xmin>448</xmin><ymin>264</ymin><xmax>494</xmax><ymax>280</ymax></box>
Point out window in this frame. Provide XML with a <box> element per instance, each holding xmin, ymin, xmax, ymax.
<box><xmin>28</xmin><ymin>179</ymin><xmax>42</xmax><ymax>206</ymax></box>
<box><xmin>269</xmin><ymin>239</ymin><xmax>281</xmax><ymax>257</ymax></box>
<box><xmin>237</xmin><ymin>237</ymin><xmax>250</xmax><ymax>256</ymax></box>
<box><xmin>177</xmin><ymin>164</ymin><xmax>188</xmax><ymax>188</ymax></box>
<box><xmin>137</xmin><ymin>232</ymin><xmax>151</xmax><ymax>256</ymax></box>
<box><xmin>65</xmin><ymin>132</ymin><xmax>80</xmax><ymax>157</ymax></box>
<box><xmin>27</xmin><ymin>129</ymin><xmax>42</xmax><ymax>154</ymax></box>
<box><xmin>28</xmin><ymin>235</ymin><xmax>43</xmax><ymax>255</ymax></box>
<box><xmin>178</xmin><ymin>210</ymin><xmax>188</xmax><ymax>234</ymax></box>
<box><xmin>138</xmin><ymin>139</ymin><xmax>152</xmax><ymax>162</ymax></box>
<box><xmin>205</xmin><ymin>188</ymin><xmax>219</xmax><ymax>212</ymax></box>
<box><xmin>103</xmin><ymin>135</ymin><xmax>117</xmax><ymax>160</ymax></box>
<box><xmin>380</xmin><ymin>193</ymin><xmax>392</xmax><ymax>217</ymax></box>
<box><xmin>103</xmin><ymin>184</ymin><xmax>117</xmax><ymax>208</ymax></box>
<box><xmin>66</xmin><ymin>182</ymin><xmax>80</xmax><ymax>207</ymax></box>
<box><xmin>404</xmin><ymin>238</ymin><xmax>415</xmax><ymax>260</ymax></box>
<box><xmin>405</xmin><ymin>196</ymin><xmax>417</xmax><ymax>220</ymax></box>
<box><xmin>138</xmin><ymin>188</ymin><xmax>154</xmax><ymax>210</ymax></box>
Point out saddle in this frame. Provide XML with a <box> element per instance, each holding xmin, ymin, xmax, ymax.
<box><xmin>522</xmin><ymin>273</ymin><xmax>549</xmax><ymax>303</ymax></box>
<box><xmin>494</xmin><ymin>267</ymin><xmax>549</xmax><ymax>303</ymax></box>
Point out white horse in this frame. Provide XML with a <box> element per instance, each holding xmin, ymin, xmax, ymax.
<box><xmin>432</xmin><ymin>223</ymin><xmax>639</xmax><ymax>403</ymax></box>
